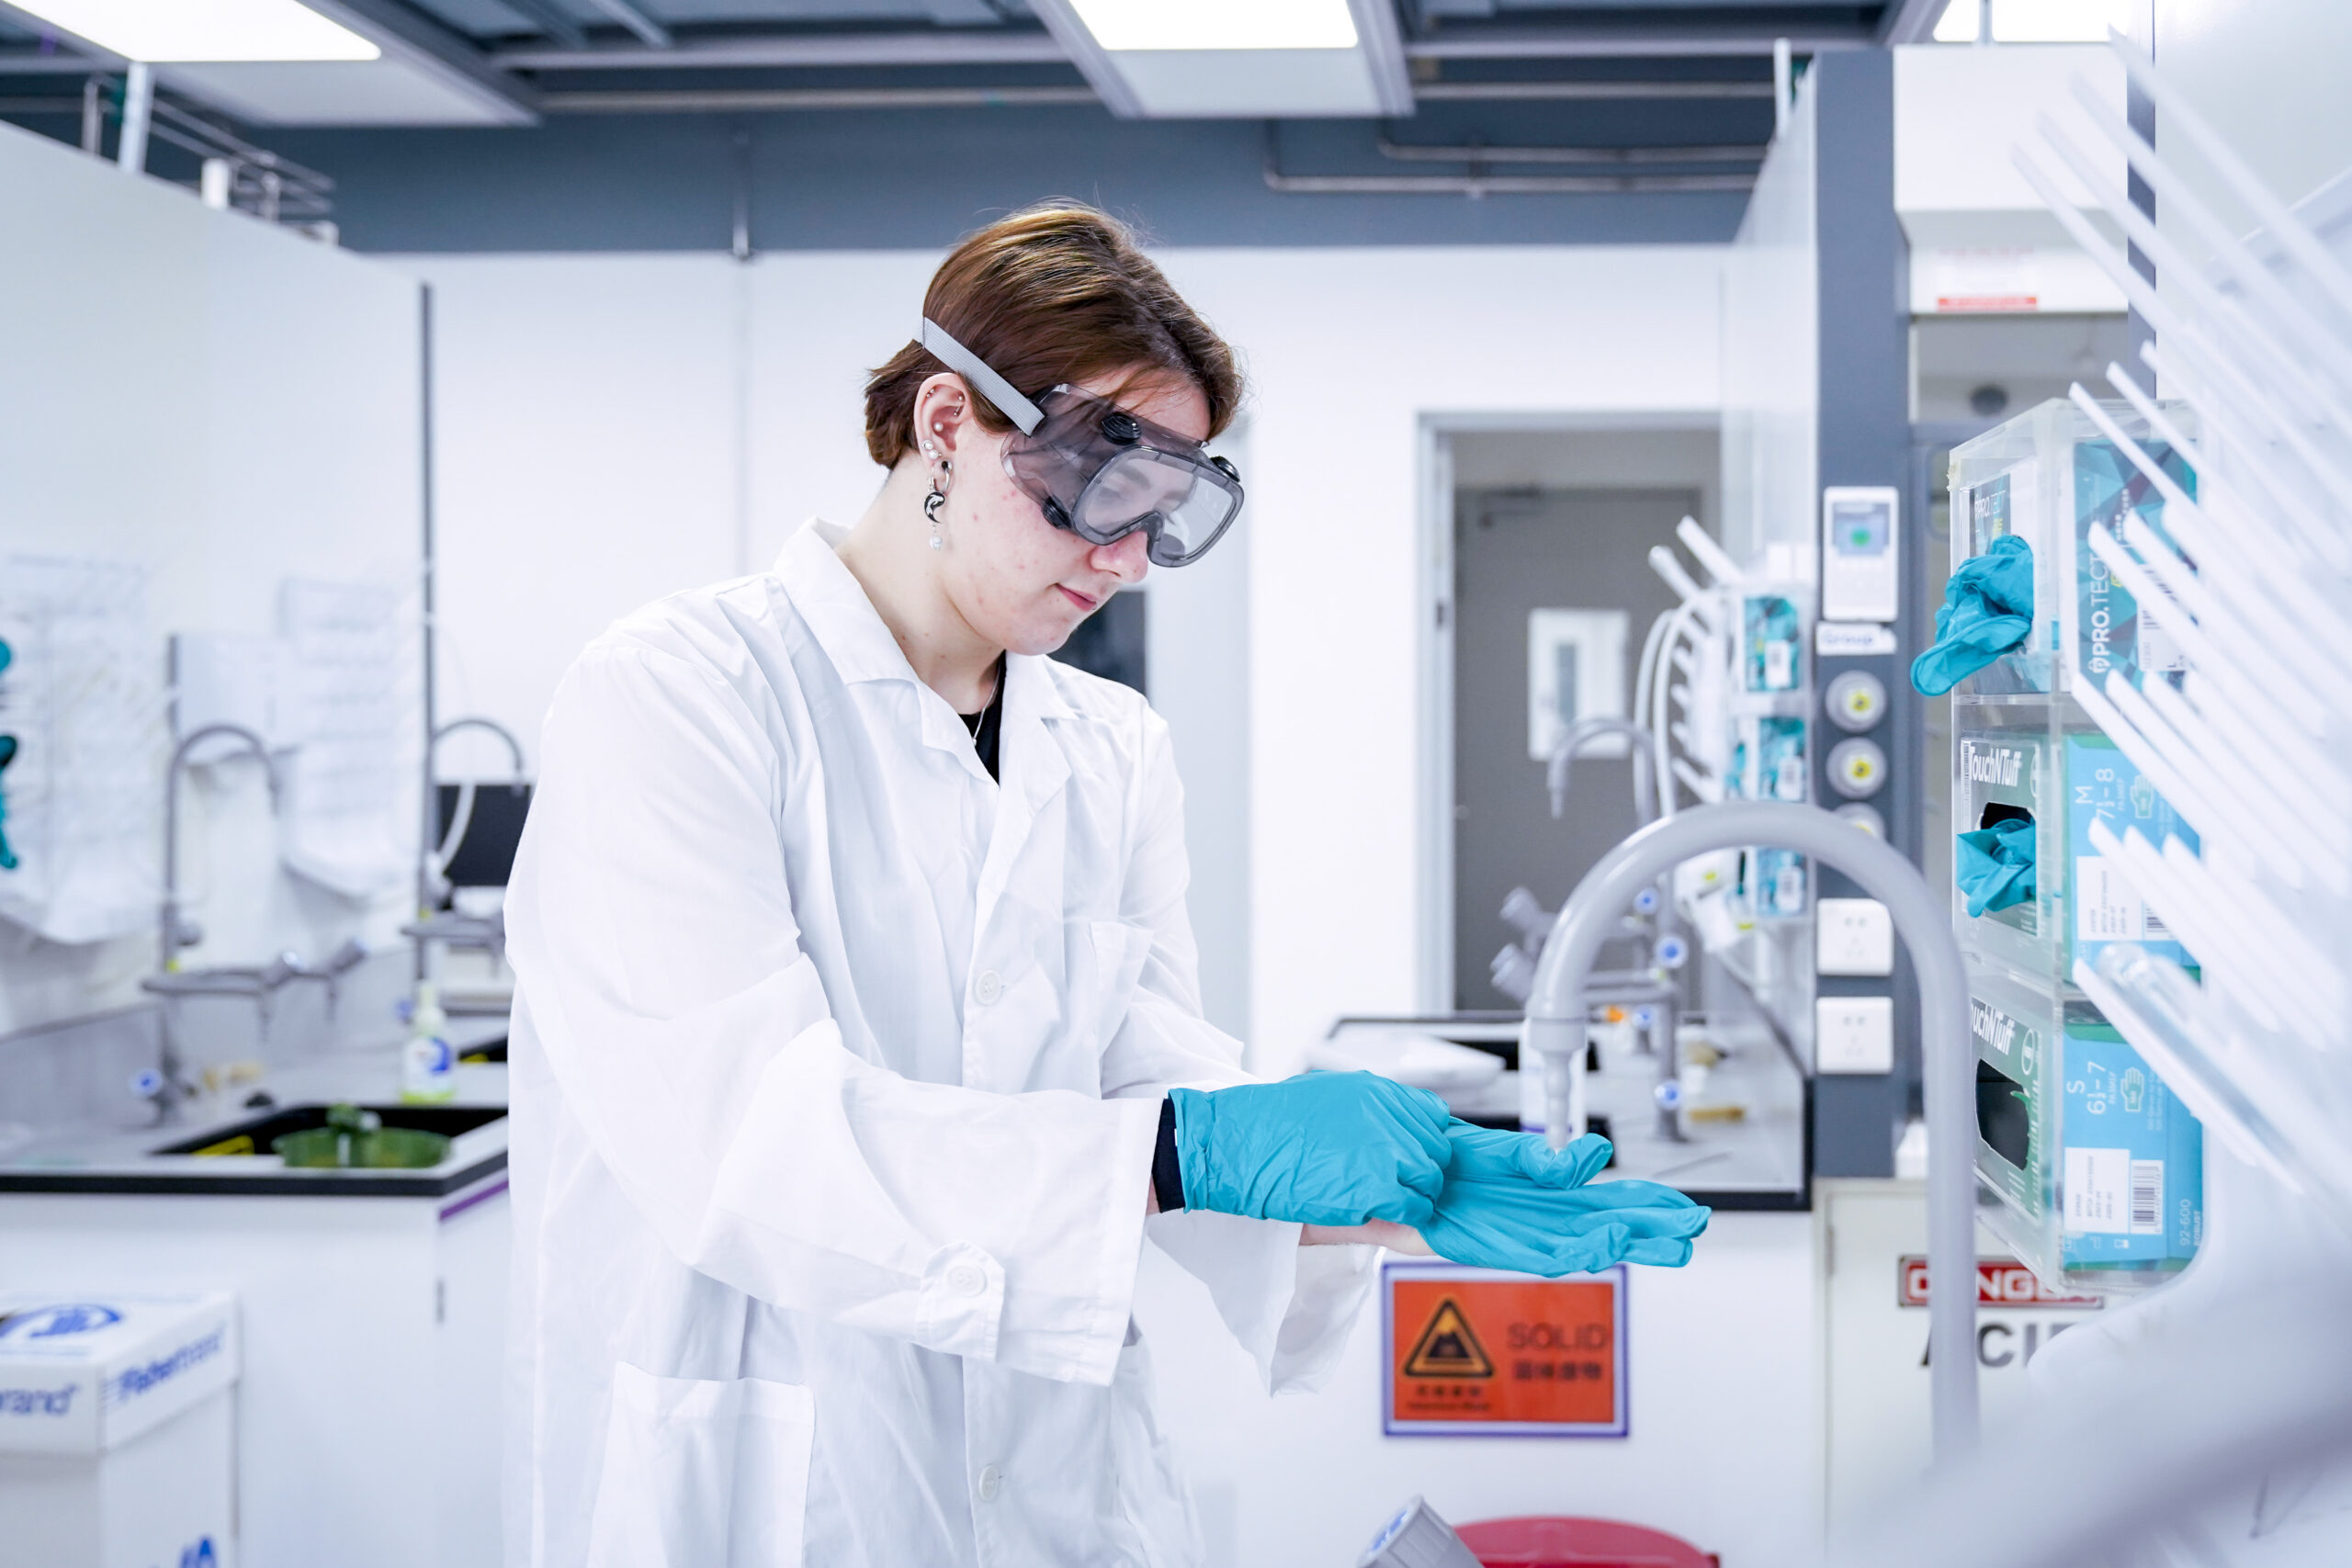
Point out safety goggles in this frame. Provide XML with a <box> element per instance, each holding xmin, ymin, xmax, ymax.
<box><xmin>918</xmin><ymin>318</ymin><xmax>1244</xmax><ymax>568</ymax></box>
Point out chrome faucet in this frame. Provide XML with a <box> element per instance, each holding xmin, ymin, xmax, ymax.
<box><xmin>139</xmin><ymin>724</ymin><xmax>283</xmax><ymax>1122</ymax></box>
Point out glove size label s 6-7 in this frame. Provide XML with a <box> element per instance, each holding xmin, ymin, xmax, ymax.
<box><xmin>1382</xmin><ymin>1263</ymin><xmax>1627</xmax><ymax>1438</ymax></box>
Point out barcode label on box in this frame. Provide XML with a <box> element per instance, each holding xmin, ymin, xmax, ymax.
<box><xmin>2064</xmin><ymin>1147</ymin><xmax>2132</xmax><ymax>1235</ymax></box>
<box><xmin>2130</xmin><ymin>1160</ymin><xmax>2165</xmax><ymax>1234</ymax></box>
<box><xmin>2076</xmin><ymin>856</ymin><xmax>2148</xmax><ymax>942</ymax></box>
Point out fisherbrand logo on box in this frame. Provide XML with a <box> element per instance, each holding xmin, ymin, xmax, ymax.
<box><xmin>106</xmin><ymin>1327</ymin><xmax>227</xmax><ymax>1409</ymax></box>
<box><xmin>0</xmin><ymin>1303</ymin><xmax>122</xmax><ymax>1343</ymax></box>
<box><xmin>0</xmin><ymin>1382</ymin><xmax>76</xmax><ymax>1416</ymax></box>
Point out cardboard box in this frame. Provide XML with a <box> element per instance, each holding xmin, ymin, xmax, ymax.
<box><xmin>0</xmin><ymin>1292</ymin><xmax>239</xmax><ymax>1568</ymax></box>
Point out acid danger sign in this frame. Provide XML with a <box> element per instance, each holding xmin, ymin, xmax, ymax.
<box><xmin>1382</xmin><ymin>1262</ymin><xmax>1629</xmax><ymax>1438</ymax></box>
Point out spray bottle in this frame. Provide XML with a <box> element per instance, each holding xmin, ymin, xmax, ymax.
<box><xmin>401</xmin><ymin>973</ymin><xmax>455</xmax><ymax>1103</ymax></box>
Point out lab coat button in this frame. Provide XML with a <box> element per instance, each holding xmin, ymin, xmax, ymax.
<box><xmin>948</xmin><ymin>1264</ymin><xmax>986</xmax><ymax>1297</ymax></box>
<box><xmin>974</xmin><ymin>969</ymin><xmax>1003</xmax><ymax>1006</ymax></box>
<box><xmin>977</xmin><ymin>1465</ymin><xmax>1001</xmax><ymax>1503</ymax></box>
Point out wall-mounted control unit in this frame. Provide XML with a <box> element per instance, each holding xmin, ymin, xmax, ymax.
<box><xmin>1820</xmin><ymin>486</ymin><xmax>1900</xmax><ymax>623</ymax></box>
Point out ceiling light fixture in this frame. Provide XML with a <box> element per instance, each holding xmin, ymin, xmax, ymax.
<box><xmin>13</xmin><ymin>0</ymin><xmax>380</xmax><ymax>62</ymax></box>
<box><xmin>1064</xmin><ymin>0</ymin><xmax>1358</xmax><ymax>52</ymax></box>
<box><xmin>1933</xmin><ymin>0</ymin><xmax>2131</xmax><ymax>45</ymax></box>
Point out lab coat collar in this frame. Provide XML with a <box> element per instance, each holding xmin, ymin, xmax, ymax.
<box><xmin>774</xmin><ymin>519</ymin><xmax>1077</xmax><ymax>789</ymax></box>
<box><xmin>775</xmin><ymin>518</ymin><xmax>915</xmax><ymax>687</ymax></box>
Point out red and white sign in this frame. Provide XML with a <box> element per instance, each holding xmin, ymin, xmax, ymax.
<box><xmin>1383</xmin><ymin>1262</ymin><xmax>1628</xmax><ymax>1438</ymax></box>
<box><xmin>1898</xmin><ymin>1256</ymin><xmax>2103</xmax><ymax>1309</ymax></box>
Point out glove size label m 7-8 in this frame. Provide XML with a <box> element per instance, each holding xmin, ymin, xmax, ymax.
<box><xmin>1382</xmin><ymin>1263</ymin><xmax>1628</xmax><ymax>1438</ymax></box>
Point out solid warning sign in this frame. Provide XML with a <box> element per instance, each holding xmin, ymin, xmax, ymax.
<box><xmin>1401</xmin><ymin>1298</ymin><xmax>1494</xmax><ymax>1380</ymax></box>
<box><xmin>1383</xmin><ymin>1262</ymin><xmax>1627</xmax><ymax>1438</ymax></box>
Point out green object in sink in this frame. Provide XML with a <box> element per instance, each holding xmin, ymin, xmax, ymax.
<box><xmin>273</xmin><ymin>1102</ymin><xmax>452</xmax><ymax>1169</ymax></box>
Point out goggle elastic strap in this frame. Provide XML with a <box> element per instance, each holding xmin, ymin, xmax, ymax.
<box><xmin>916</xmin><ymin>319</ymin><xmax>1045</xmax><ymax>435</ymax></box>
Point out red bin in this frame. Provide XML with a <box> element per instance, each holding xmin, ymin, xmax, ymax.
<box><xmin>1453</xmin><ymin>1515</ymin><xmax>1717</xmax><ymax>1568</ymax></box>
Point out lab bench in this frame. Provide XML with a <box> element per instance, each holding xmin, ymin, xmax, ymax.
<box><xmin>0</xmin><ymin>1025</ymin><xmax>512</xmax><ymax>1568</ymax></box>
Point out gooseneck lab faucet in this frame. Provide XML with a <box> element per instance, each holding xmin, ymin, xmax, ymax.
<box><xmin>141</xmin><ymin>724</ymin><xmax>283</xmax><ymax>1121</ymax></box>
<box><xmin>1523</xmin><ymin>800</ymin><xmax>1979</xmax><ymax>1465</ymax></box>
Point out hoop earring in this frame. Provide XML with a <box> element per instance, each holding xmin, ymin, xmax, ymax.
<box><xmin>924</xmin><ymin>482</ymin><xmax>946</xmax><ymax>551</ymax></box>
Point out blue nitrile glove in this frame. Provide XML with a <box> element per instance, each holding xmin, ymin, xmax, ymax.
<box><xmin>1170</xmin><ymin>1072</ymin><xmax>1453</xmax><ymax>1228</ymax></box>
<box><xmin>1420</xmin><ymin>1164</ymin><xmax>1712</xmax><ymax>1277</ymax></box>
<box><xmin>1956</xmin><ymin>816</ymin><xmax>2037</xmax><ymax>917</ymax></box>
<box><xmin>1911</xmin><ymin>535</ymin><xmax>2035</xmax><ymax>696</ymax></box>
<box><xmin>1442</xmin><ymin>1122</ymin><xmax>1613</xmax><ymax>1188</ymax></box>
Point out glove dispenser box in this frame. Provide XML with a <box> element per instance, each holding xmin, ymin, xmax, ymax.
<box><xmin>1724</xmin><ymin>585</ymin><xmax>1814</xmax><ymax>923</ymax></box>
<box><xmin>1943</xmin><ymin>398</ymin><xmax>2199</xmax><ymax>701</ymax></box>
<box><xmin>1943</xmin><ymin>399</ymin><xmax>2209</xmax><ymax>1296</ymax></box>
<box><xmin>1953</xmin><ymin>724</ymin><xmax>2201</xmax><ymax>983</ymax></box>
<box><xmin>1970</xmin><ymin>963</ymin><xmax>2203</xmax><ymax>1293</ymax></box>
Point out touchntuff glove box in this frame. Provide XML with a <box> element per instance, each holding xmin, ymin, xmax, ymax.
<box><xmin>1970</xmin><ymin>964</ymin><xmax>2203</xmax><ymax>1292</ymax></box>
<box><xmin>1953</xmin><ymin>728</ymin><xmax>2199</xmax><ymax>981</ymax></box>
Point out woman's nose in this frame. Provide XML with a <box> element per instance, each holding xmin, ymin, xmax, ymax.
<box><xmin>1092</xmin><ymin>531</ymin><xmax>1151</xmax><ymax>584</ymax></box>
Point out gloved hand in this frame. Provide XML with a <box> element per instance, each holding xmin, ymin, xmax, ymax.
<box><xmin>1170</xmin><ymin>1072</ymin><xmax>1453</xmax><ymax>1228</ymax></box>
<box><xmin>1956</xmin><ymin>816</ymin><xmax>2037</xmax><ymax>917</ymax></box>
<box><xmin>1420</xmin><ymin>1167</ymin><xmax>1711</xmax><ymax>1277</ymax></box>
<box><xmin>1442</xmin><ymin>1122</ymin><xmax>1612</xmax><ymax>1188</ymax></box>
<box><xmin>1911</xmin><ymin>535</ymin><xmax>2034</xmax><ymax>696</ymax></box>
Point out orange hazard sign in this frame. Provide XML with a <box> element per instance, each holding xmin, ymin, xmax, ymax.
<box><xmin>1383</xmin><ymin>1263</ymin><xmax>1627</xmax><ymax>1437</ymax></box>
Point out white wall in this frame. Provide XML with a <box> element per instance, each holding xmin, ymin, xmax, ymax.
<box><xmin>1154</xmin><ymin>246</ymin><xmax>1725</xmax><ymax>1074</ymax></box>
<box><xmin>409</xmin><ymin>247</ymin><xmax>1263</xmax><ymax>1031</ymax></box>
<box><xmin>400</xmin><ymin>245</ymin><xmax>1726</xmax><ymax>1062</ymax></box>
<box><xmin>398</xmin><ymin>246</ymin><xmax>1818</xmax><ymax>1568</ymax></box>
<box><xmin>1723</xmin><ymin>80</ymin><xmax>1821</xmax><ymax>573</ymax></box>
<box><xmin>0</xmin><ymin>121</ymin><xmax>423</xmax><ymax>1040</ymax></box>
<box><xmin>2154</xmin><ymin>0</ymin><xmax>2352</xmax><ymax>257</ymax></box>
<box><xmin>1135</xmin><ymin>1213</ymin><xmax>1816</xmax><ymax>1567</ymax></box>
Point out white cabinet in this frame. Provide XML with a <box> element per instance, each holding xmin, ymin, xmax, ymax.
<box><xmin>0</xmin><ymin>1176</ymin><xmax>508</xmax><ymax>1568</ymax></box>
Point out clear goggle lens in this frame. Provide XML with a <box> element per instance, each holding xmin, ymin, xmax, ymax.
<box><xmin>1068</xmin><ymin>448</ymin><xmax>1241</xmax><ymax>566</ymax></box>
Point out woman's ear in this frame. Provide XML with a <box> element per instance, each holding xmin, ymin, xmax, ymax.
<box><xmin>912</xmin><ymin>372</ymin><xmax>974</xmax><ymax>466</ymax></box>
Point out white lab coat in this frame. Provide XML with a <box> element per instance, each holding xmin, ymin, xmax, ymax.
<box><xmin>503</xmin><ymin>519</ymin><xmax>1376</xmax><ymax>1568</ymax></box>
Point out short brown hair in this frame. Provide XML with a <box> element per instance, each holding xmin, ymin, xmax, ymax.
<box><xmin>864</xmin><ymin>202</ymin><xmax>1243</xmax><ymax>466</ymax></box>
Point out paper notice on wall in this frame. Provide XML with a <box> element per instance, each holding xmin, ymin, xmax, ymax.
<box><xmin>0</xmin><ymin>556</ymin><xmax>166</xmax><ymax>944</ymax></box>
<box><xmin>1926</xmin><ymin>248</ymin><xmax>2041</xmax><ymax>312</ymax></box>
<box><xmin>277</xmin><ymin>579</ymin><xmax>408</xmax><ymax>900</ymax></box>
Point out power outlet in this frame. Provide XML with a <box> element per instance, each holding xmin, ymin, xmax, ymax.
<box><xmin>1816</xmin><ymin>897</ymin><xmax>1894</xmax><ymax>976</ymax></box>
<box><xmin>1816</xmin><ymin>996</ymin><xmax>1894</xmax><ymax>1074</ymax></box>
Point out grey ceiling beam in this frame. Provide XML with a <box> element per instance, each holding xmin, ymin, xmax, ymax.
<box><xmin>1019</xmin><ymin>0</ymin><xmax>1144</xmax><ymax>117</ymax></box>
<box><xmin>495</xmin><ymin>28</ymin><xmax>1067</xmax><ymax>72</ymax></box>
<box><xmin>1878</xmin><ymin>0</ymin><xmax>1951</xmax><ymax>44</ymax></box>
<box><xmin>583</xmin><ymin>0</ymin><xmax>671</xmax><ymax>50</ymax></box>
<box><xmin>490</xmin><ymin>0</ymin><xmax>590</xmax><ymax>51</ymax></box>
<box><xmin>1351</xmin><ymin>0</ymin><xmax>1415</xmax><ymax>117</ymax></box>
<box><xmin>0</xmin><ymin>0</ymin><xmax>122</xmax><ymax>65</ymax></box>
<box><xmin>541</xmin><ymin>84</ymin><xmax>1097</xmax><ymax>113</ymax></box>
<box><xmin>0</xmin><ymin>0</ymin><xmax>536</xmax><ymax>124</ymax></box>
<box><xmin>305</xmin><ymin>0</ymin><xmax>539</xmax><ymax>122</ymax></box>
<box><xmin>1403</xmin><ymin>27</ymin><xmax>1874</xmax><ymax>58</ymax></box>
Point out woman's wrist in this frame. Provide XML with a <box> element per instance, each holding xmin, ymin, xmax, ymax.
<box><xmin>1148</xmin><ymin>1096</ymin><xmax>1186</xmax><ymax>1215</ymax></box>
<box><xmin>1301</xmin><ymin>1220</ymin><xmax>1434</xmax><ymax>1253</ymax></box>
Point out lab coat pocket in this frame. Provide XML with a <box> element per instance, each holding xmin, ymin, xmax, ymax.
<box><xmin>1085</xmin><ymin>919</ymin><xmax>1156</xmax><ymax>1048</ymax></box>
<box><xmin>584</xmin><ymin>1362</ymin><xmax>815</xmax><ymax>1568</ymax></box>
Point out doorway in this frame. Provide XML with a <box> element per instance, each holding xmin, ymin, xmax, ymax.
<box><xmin>1440</xmin><ymin>425</ymin><xmax>1719</xmax><ymax>1011</ymax></box>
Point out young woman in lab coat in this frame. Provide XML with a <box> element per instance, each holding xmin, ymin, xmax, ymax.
<box><xmin>502</xmin><ymin>203</ymin><xmax>1704</xmax><ymax>1568</ymax></box>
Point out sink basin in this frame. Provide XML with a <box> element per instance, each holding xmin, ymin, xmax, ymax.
<box><xmin>153</xmin><ymin>1103</ymin><xmax>506</xmax><ymax>1158</ymax></box>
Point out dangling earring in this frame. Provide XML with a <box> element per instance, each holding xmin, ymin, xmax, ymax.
<box><xmin>924</xmin><ymin>481</ymin><xmax>946</xmax><ymax>550</ymax></box>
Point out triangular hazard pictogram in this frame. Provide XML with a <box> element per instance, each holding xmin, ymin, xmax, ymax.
<box><xmin>1402</xmin><ymin>1297</ymin><xmax>1494</xmax><ymax>1379</ymax></box>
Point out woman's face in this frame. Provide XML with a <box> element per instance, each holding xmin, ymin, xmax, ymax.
<box><xmin>923</xmin><ymin>367</ymin><xmax>1211</xmax><ymax>658</ymax></box>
